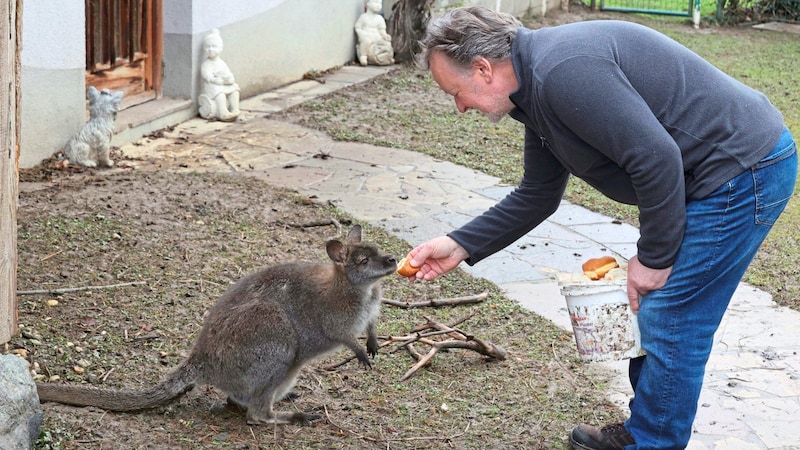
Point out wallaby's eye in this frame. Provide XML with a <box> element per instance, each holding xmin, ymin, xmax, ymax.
<box><xmin>359</xmin><ymin>256</ymin><xmax>369</xmax><ymax>266</ymax></box>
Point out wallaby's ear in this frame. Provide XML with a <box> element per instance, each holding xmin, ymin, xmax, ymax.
<box><xmin>326</xmin><ymin>239</ymin><xmax>346</xmax><ymax>263</ymax></box>
<box><xmin>346</xmin><ymin>225</ymin><xmax>363</xmax><ymax>244</ymax></box>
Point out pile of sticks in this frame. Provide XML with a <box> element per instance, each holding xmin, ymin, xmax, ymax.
<box><xmin>326</xmin><ymin>291</ymin><xmax>507</xmax><ymax>381</ymax></box>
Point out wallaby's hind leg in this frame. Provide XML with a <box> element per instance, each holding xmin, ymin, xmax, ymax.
<box><xmin>226</xmin><ymin>385</ymin><xmax>298</xmax><ymax>411</ymax></box>
<box><xmin>246</xmin><ymin>367</ymin><xmax>320</xmax><ymax>425</ymax></box>
<box><xmin>226</xmin><ymin>393</ymin><xmax>249</xmax><ymax>410</ymax></box>
<box><xmin>272</xmin><ymin>368</ymin><xmax>299</xmax><ymax>402</ymax></box>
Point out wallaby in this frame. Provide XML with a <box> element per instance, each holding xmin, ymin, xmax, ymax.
<box><xmin>36</xmin><ymin>225</ymin><xmax>398</xmax><ymax>425</ymax></box>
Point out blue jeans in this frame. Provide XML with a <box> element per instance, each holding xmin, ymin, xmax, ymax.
<box><xmin>625</xmin><ymin>127</ymin><xmax>797</xmax><ymax>450</ymax></box>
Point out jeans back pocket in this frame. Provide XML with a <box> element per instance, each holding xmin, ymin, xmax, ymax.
<box><xmin>753</xmin><ymin>134</ymin><xmax>797</xmax><ymax>226</ymax></box>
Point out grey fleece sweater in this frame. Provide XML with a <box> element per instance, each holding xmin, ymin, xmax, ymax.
<box><xmin>448</xmin><ymin>20</ymin><xmax>784</xmax><ymax>269</ymax></box>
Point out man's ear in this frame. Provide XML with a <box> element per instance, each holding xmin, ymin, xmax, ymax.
<box><xmin>472</xmin><ymin>57</ymin><xmax>493</xmax><ymax>82</ymax></box>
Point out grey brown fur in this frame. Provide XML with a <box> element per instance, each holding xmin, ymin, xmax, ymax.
<box><xmin>36</xmin><ymin>225</ymin><xmax>397</xmax><ymax>425</ymax></box>
<box><xmin>63</xmin><ymin>86</ymin><xmax>123</xmax><ymax>168</ymax></box>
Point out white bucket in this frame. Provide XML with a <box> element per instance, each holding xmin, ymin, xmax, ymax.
<box><xmin>559</xmin><ymin>280</ymin><xmax>645</xmax><ymax>362</ymax></box>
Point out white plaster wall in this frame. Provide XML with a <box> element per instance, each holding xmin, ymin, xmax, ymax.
<box><xmin>163</xmin><ymin>0</ymin><xmax>364</xmax><ymax>102</ymax></box>
<box><xmin>207</xmin><ymin>0</ymin><xmax>364</xmax><ymax>98</ymax></box>
<box><xmin>20</xmin><ymin>1</ymin><xmax>86</xmax><ymax>168</ymax></box>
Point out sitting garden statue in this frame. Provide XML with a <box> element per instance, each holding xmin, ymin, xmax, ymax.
<box><xmin>63</xmin><ymin>86</ymin><xmax>123</xmax><ymax>168</ymax></box>
<box><xmin>354</xmin><ymin>0</ymin><xmax>395</xmax><ymax>66</ymax></box>
<box><xmin>198</xmin><ymin>29</ymin><xmax>240</xmax><ymax>122</ymax></box>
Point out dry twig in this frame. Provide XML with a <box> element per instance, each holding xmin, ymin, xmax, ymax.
<box><xmin>17</xmin><ymin>281</ymin><xmax>147</xmax><ymax>296</ymax></box>
<box><xmin>382</xmin><ymin>291</ymin><xmax>488</xmax><ymax>308</ymax></box>
<box><xmin>276</xmin><ymin>218</ymin><xmax>342</xmax><ymax>235</ymax></box>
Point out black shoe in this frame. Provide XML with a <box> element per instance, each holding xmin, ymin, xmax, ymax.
<box><xmin>569</xmin><ymin>422</ymin><xmax>635</xmax><ymax>450</ymax></box>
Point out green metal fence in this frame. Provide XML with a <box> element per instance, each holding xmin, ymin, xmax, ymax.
<box><xmin>599</xmin><ymin>0</ymin><xmax>702</xmax><ymax>24</ymax></box>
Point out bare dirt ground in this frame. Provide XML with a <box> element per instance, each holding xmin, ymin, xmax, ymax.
<box><xmin>7</xmin><ymin>5</ymin><xmax>773</xmax><ymax>450</ymax></box>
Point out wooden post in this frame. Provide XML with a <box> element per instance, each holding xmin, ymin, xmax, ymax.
<box><xmin>1</xmin><ymin>0</ymin><xmax>21</xmax><ymax>344</ymax></box>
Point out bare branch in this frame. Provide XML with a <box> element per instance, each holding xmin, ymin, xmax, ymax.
<box><xmin>17</xmin><ymin>281</ymin><xmax>147</xmax><ymax>296</ymax></box>
<box><xmin>400</xmin><ymin>345</ymin><xmax>439</xmax><ymax>381</ymax></box>
<box><xmin>276</xmin><ymin>218</ymin><xmax>342</xmax><ymax>235</ymax></box>
<box><xmin>382</xmin><ymin>291</ymin><xmax>488</xmax><ymax>308</ymax></box>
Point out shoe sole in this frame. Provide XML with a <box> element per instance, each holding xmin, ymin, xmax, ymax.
<box><xmin>569</xmin><ymin>432</ymin><xmax>597</xmax><ymax>450</ymax></box>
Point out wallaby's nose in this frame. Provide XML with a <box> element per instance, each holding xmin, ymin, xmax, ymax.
<box><xmin>387</xmin><ymin>256</ymin><xmax>397</xmax><ymax>265</ymax></box>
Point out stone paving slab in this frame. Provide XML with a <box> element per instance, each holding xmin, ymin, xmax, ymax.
<box><xmin>115</xmin><ymin>65</ymin><xmax>800</xmax><ymax>450</ymax></box>
<box><xmin>752</xmin><ymin>21</ymin><xmax>800</xmax><ymax>35</ymax></box>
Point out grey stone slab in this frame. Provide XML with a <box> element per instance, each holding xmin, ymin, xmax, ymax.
<box><xmin>549</xmin><ymin>201</ymin><xmax>624</xmax><ymax>226</ymax></box>
<box><xmin>408</xmin><ymin>163</ymin><xmax>501</xmax><ymax>189</ymax></box>
<box><xmin>328</xmin><ymin>65</ymin><xmax>397</xmax><ymax>83</ymax></box>
<box><xmin>602</xmin><ymin>242</ymin><xmax>638</xmax><ymax>261</ymax></box>
<box><xmin>380</xmin><ymin>216</ymin><xmax>456</xmax><ymax>245</ymax></box>
<box><xmin>431</xmin><ymin>211</ymin><xmax>481</xmax><ymax>229</ymax></box>
<box><xmin>512</xmin><ymin>240</ymin><xmax>612</xmax><ymax>274</ymax></box>
<box><xmin>750</xmin><ymin>417</ymin><xmax>800</xmax><ymax>449</ymax></box>
<box><xmin>256</xmin><ymin>165</ymin><xmax>336</xmax><ymax>190</ymax></box>
<box><xmin>500</xmin><ymin>280</ymin><xmax>572</xmax><ymax>330</ymax></box>
<box><xmin>461</xmin><ymin>252</ymin><xmax>553</xmax><ymax>284</ymax></box>
<box><xmin>473</xmin><ymin>185</ymin><xmax>515</xmax><ymax>201</ymax></box>
<box><xmin>752</xmin><ymin>21</ymin><xmax>800</xmax><ymax>35</ymax></box>
<box><xmin>570</xmin><ymin>222</ymin><xmax>640</xmax><ymax>245</ymax></box>
<box><xmin>716</xmin><ymin>307</ymin><xmax>800</xmax><ymax>349</ymax></box>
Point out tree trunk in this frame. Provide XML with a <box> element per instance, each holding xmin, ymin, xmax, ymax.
<box><xmin>387</xmin><ymin>0</ymin><xmax>432</xmax><ymax>64</ymax></box>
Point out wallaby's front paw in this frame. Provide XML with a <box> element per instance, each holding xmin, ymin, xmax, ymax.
<box><xmin>356</xmin><ymin>353</ymin><xmax>373</xmax><ymax>370</ymax></box>
<box><xmin>367</xmin><ymin>342</ymin><xmax>378</xmax><ymax>359</ymax></box>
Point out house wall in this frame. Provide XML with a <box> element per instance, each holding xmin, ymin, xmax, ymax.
<box><xmin>164</xmin><ymin>0</ymin><xmax>364</xmax><ymax>101</ymax></box>
<box><xmin>19</xmin><ymin>2</ymin><xmax>86</xmax><ymax>168</ymax></box>
<box><xmin>19</xmin><ymin>0</ymin><xmax>555</xmax><ymax>169</ymax></box>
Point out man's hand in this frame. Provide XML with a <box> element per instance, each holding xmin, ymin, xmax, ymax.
<box><xmin>405</xmin><ymin>236</ymin><xmax>469</xmax><ymax>281</ymax></box>
<box><xmin>626</xmin><ymin>255</ymin><xmax>672</xmax><ymax>312</ymax></box>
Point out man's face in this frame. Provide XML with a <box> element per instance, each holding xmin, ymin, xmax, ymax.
<box><xmin>428</xmin><ymin>51</ymin><xmax>514</xmax><ymax>123</ymax></box>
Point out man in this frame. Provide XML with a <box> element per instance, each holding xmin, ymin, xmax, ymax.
<box><xmin>405</xmin><ymin>6</ymin><xmax>797</xmax><ymax>450</ymax></box>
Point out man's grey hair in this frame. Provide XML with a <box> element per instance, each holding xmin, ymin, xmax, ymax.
<box><xmin>416</xmin><ymin>6</ymin><xmax>522</xmax><ymax>71</ymax></box>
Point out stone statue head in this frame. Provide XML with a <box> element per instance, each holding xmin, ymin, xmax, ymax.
<box><xmin>366</xmin><ymin>0</ymin><xmax>382</xmax><ymax>13</ymax></box>
<box><xmin>204</xmin><ymin>29</ymin><xmax>224</xmax><ymax>58</ymax></box>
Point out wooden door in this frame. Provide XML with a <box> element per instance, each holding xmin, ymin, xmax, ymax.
<box><xmin>85</xmin><ymin>0</ymin><xmax>162</xmax><ymax>109</ymax></box>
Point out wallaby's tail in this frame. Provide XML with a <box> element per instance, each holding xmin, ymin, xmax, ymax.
<box><xmin>36</xmin><ymin>359</ymin><xmax>199</xmax><ymax>412</ymax></box>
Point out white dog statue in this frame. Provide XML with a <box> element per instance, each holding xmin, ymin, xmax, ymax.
<box><xmin>64</xmin><ymin>86</ymin><xmax>124</xmax><ymax>168</ymax></box>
